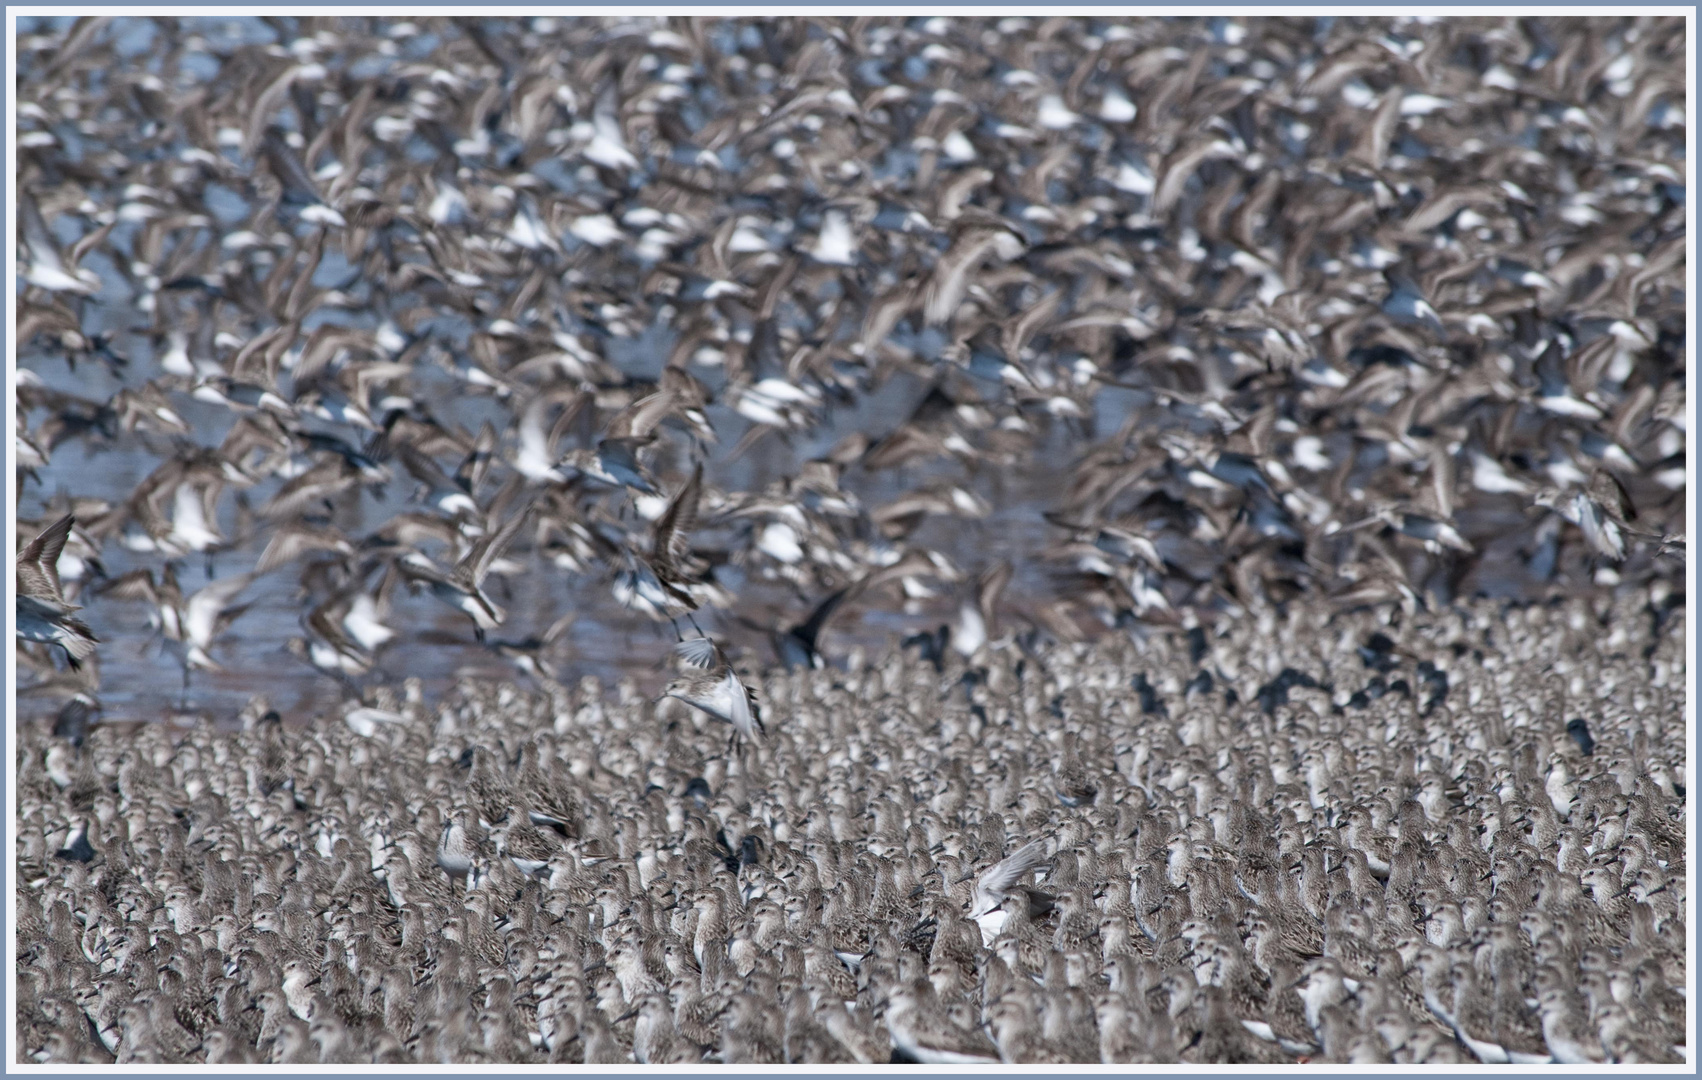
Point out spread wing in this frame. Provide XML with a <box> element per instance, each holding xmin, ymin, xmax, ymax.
<box><xmin>727</xmin><ymin>670</ymin><xmax>762</xmax><ymax>738</ymax></box>
<box><xmin>18</xmin><ymin>513</ymin><xmax>75</xmax><ymax>600</ymax></box>
<box><xmin>652</xmin><ymin>462</ymin><xmax>704</xmax><ymax>569</ymax></box>
<box><xmin>673</xmin><ymin>635</ymin><xmax>722</xmax><ymax>670</ymax></box>
<box><xmin>456</xmin><ymin>420</ymin><xmax>500</xmax><ymax>494</ymax></box>
<box><xmin>398</xmin><ymin>444</ymin><xmax>463</xmax><ymax>492</ymax></box>
<box><xmin>1588</xmin><ymin>469</ymin><xmax>1635</xmax><ymax>524</ymax></box>
<box><xmin>519</xmin><ymin>387</ymin><xmax>588</xmax><ymax>464</ymax></box>
<box><xmin>400</xmin><ymin>543</ymin><xmax>459</xmax><ymax>583</ymax></box>
<box><xmin>793</xmin><ymin>587</ymin><xmax>850</xmax><ymax>649</ymax></box>
<box><xmin>922</xmin><ymin>230</ymin><xmax>1002</xmax><ymax>326</ymax></box>
<box><xmin>19</xmin><ymin>192</ymin><xmax>69</xmax><ymax>277</ymax></box>
<box><xmin>604</xmin><ymin>388</ymin><xmax>676</xmax><ymax>443</ymax></box>
<box><xmin>184</xmin><ymin>572</ymin><xmax>260</xmax><ymax>645</ymax></box>
<box><xmin>976</xmin><ymin>560</ymin><xmax>1013</xmax><ymax>622</ymax></box>
<box><xmin>974</xmin><ymin>839</ymin><xmax>1051</xmax><ymax>906</ymax></box>
<box><xmin>464</xmin><ymin>498</ymin><xmax>535</xmax><ymax>585</ymax></box>
<box><xmin>95</xmin><ymin>567</ymin><xmax>159</xmax><ymax>604</ymax></box>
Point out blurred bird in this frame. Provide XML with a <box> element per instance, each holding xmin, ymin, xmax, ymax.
<box><xmin>399</xmin><ymin>500</ymin><xmax>534</xmax><ymax>641</ymax></box>
<box><xmin>16</xmin><ymin>514</ymin><xmax>98</xmax><ymax>668</ymax></box>
<box><xmin>613</xmin><ymin>462</ymin><xmax>708</xmax><ymax>635</ymax></box>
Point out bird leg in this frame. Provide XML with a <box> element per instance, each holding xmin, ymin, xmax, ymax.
<box><xmin>686</xmin><ymin>612</ymin><xmax>704</xmax><ymax>637</ymax></box>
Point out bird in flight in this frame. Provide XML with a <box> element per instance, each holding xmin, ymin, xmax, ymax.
<box><xmin>661</xmin><ymin>635</ymin><xmax>764</xmax><ymax>752</ymax></box>
<box><xmin>16</xmin><ymin>514</ymin><xmax>99</xmax><ymax>669</ymax></box>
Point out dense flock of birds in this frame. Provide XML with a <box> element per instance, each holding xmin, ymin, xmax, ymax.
<box><xmin>11</xmin><ymin>12</ymin><xmax>1691</xmax><ymax>1067</ymax></box>
<box><xmin>13</xmin><ymin>14</ymin><xmax>1687</xmax><ymax>716</ymax></box>
<box><xmin>15</xmin><ymin>593</ymin><xmax>1689</xmax><ymax>1064</ymax></box>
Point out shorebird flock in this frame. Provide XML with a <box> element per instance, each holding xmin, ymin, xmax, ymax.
<box><xmin>11</xmin><ymin>12</ymin><xmax>1691</xmax><ymax>1066</ymax></box>
<box><xmin>14</xmin><ymin>595</ymin><xmax>1689</xmax><ymax>1064</ymax></box>
<box><xmin>14</xmin><ymin>14</ymin><xmax>1686</xmax><ymax>714</ymax></box>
